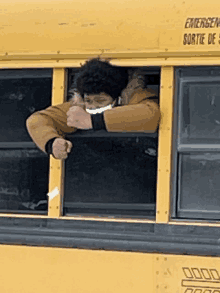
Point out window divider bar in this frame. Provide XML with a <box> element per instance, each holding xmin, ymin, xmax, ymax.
<box><xmin>0</xmin><ymin>142</ymin><xmax>36</xmax><ymax>148</ymax></box>
<box><xmin>66</xmin><ymin>130</ymin><xmax>158</xmax><ymax>138</ymax></box>
<box><xmin>64</xmin><ymin>203</ymin><xmax>156</xmax><ymax>210</ymax></box>
<box><xmin>178</xmin><ymin>144</ymin><xmax>220</xmax><ymax>152</ymax></box>
<box><xmin>48</xmin><ymin>68</ymin><xmax>67</xmax><ymax>218</ymax></box>
<box><xmin>156</xmin><ymin>66</ymin><xmax>174</xmax><ymax>224</ymax></box>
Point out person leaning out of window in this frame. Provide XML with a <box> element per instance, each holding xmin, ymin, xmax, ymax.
<box><xmin>26</xmin><ymin>58</ymin><xmax>160</xmax><ymax>160</ymax></box>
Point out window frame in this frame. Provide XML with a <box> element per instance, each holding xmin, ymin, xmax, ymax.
<box><xmin>172</xmin><ymin>67</ymin><xmax>220</xmax><ymax>220</ymax></box>
<box><xmin>0</xmin><ymin>64</ymin><xmax>174</xmax><ymax>227</ymax></box>
<box><xmin>0</xmin><ymin>68</ymin><xmax>52</xmax><ymax>215</ymax></box>
<box><xmin>60</xmin><ymin>66</ymin><xmax>161</xmax><ymax>219</ymax></box>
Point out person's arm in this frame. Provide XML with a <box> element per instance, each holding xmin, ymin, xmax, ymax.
<box><xmin>26</xmin><ymin>101</ymin><xmax>76</xmax><ymax>153</ymax></box>
<box><xmin>67</xmin><ymin>97</ymin><xmax>160</xmax><ymax>133</ymax></box>
<box><xmin>103</xmin><ymin>99</ymin><xmax>160</xmax><ymax>132</ymax></box>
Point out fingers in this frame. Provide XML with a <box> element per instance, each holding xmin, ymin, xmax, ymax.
<box><xmin>52</xmin><ymin>138</ymin><xmax>72</xmax><ymax>160</ymax></box>
<box><xmin>67</xmin><ymin>106</ymin><xmax>86</xmax><ymax>127</ymax></box>
<box><xmin>67</xmin><ymin>105</ymin><xmax>84</xmax><ymax>114</ymax></box>
<box><xmin>66</xmin><ymin>141</ymin><xmax>72</xmax><ymax>153</ymax></box>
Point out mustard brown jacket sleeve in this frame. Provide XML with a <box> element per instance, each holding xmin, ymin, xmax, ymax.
<box><xmin>104</xmin><ymin>88</ymin><xmax>160</xmax><ymax>133</ymax></box>
<box><xmin>26</xmin><ymin>88</ymin><xmax>160</xmax><ymax>153</ymax></box>
<box><xmin>26</xmin><ymin>101</ymin><xmax>76</xmax><ymax>153</ymax></box>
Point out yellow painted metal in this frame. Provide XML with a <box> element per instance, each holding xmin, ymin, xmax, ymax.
<box><xmin>48</xmin><ymin>68</ymin><xmax>67</xmax><ymax>218</ymax></box>
<box><xmin>3</xmin><ymin>57</ymin><xmax>220</xmax><ymax>68</ymax></box>
<box><xmin>153</xmin><ymin>253</ymin><xmax>220</xmax><ymax>293</ymax></box>
<box><xmin>0</xmin><ymin>245</ymin><xmax>155</xmax><ymax>293</ymax></box>
<box><xmin>156</xmin><ymin>67</ymin><xmax>174</xmax><ymax>223</ymax></box>
<box><xmin>1</xmin><ymin>244</ymin><xmax>220</xmax><ymax>293</ymax></box>
<box><xmin>0</xmin><ymin>0</ymin><xmax>220</xmax><ymax>61</ymax></box>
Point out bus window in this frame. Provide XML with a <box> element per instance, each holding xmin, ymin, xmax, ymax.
<box><xmin>178</xmin><ymin>68</ymin><xmax>220</xmax><ymax>144</ymax></box>
<box><xmin>0</xmin><ymin>69</ymin><xmax>52</xmax><ymax>214</ymax></box>
<box><xmin>174</xmin><ymin>67</ymin><xmax>220</xmax><ymax>220</ymax></box>
<box><xmin>63</xmin><ymin>67</ymin><xmax>160</xmax><ymax>218</ymax></box>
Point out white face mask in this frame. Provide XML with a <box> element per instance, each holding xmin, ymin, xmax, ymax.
<box><xmin>85</xmin><ymin>103</ymin><xmax>114</xmax><ymax>114</ymax></box>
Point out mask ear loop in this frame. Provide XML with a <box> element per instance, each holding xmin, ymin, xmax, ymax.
<box><xmin>112</xmin><ymin>99</ymin><xmax>118</xmax><ymax>107</ymax></box>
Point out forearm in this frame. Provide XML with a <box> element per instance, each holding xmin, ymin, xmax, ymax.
<box><xmin>103</xmin><ymin>101</ymin><xmax>160</xmax><ymax>132</ymax></box>
<box><xmin>26</xmin><ymin>113</ymin><xmax>63</xmax><ymax>153</ymax></box>
<box><xmin>26</xmin><ymin>102</ymin><xmax>76</xmax><ymax>153</ymax></box>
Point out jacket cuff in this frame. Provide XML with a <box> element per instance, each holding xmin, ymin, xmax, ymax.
<box><xmin>45</xmin><ymin>137</ymin><xmax>58</xmax><ymax>155</ymax></box>
<box><xmin>91</xmin><ymin>113</ymin><xmax>107</xmax><ymax>131</ymax></box>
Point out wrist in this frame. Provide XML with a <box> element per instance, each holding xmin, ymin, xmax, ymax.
<box><xmin>91</xmin><ymin>113</ymin><xmax>107</xmax><ymax>131</ymax></box>
<box><xmin>45</xmin><ymin>137</ymin><xmax>58</xmax><ymax>155</ymax></box>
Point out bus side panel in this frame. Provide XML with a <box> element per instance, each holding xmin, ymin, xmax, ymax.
<box><xmin>1</xmin><ymin>0</ymin><xmax>220</xmax><ymax>57</ymax></box>
<box><xmin>0</xmin><ymin>245</ymin><xmax>155</xmax><ymax>293</ymax></box>
<box><xmin>1</xmin><ymin>244</ymin><xmax>220</xmax><ymax>293</ymax></box>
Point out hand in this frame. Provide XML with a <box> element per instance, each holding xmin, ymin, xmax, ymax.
<box><xmin>52</xmin><ymin>138</ymin><xmax>72</xmax><ymax>160</ymax></box>
<box><xmin>70</xmin><ymin>91</ymin><xmax>85</xmax><ymax>109</ymax></box>
<box><xmin>67</xmin><ymin>106</ymin><xmax>92</xmax><ymax>130</ymax></box>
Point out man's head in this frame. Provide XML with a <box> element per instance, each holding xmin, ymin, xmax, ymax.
<box><xmin>72</xmin><ymin>58</ymin><xmax>128</xmax><ymax>111</ymax></box>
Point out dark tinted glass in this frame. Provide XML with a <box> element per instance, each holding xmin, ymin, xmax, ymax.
<box><xmin>178</xmin><ymin>153</ymin><xmax>220</xmax><ymax>213</ymax></box>
<box><xmin>0</xmin><ymin>74</ymin><xmax>52</xmax><ymax>142</ymax></box>
<box><xmin>180</xmin><ymin>82</ymin><xmax>220</xmax><ymax>143</ymax></box>
<box><xmin>178</xmin><ymin>73</ymin><xmax>220</xmax><ymax>144</ymax></box>
<box><xmin>64</xmin><ymin>137</ymin><xmax>157</xmax><ymax>216</ymax></box>
<box><xmin>0</xmin><ymin>70</ymin><xmax>52</xmax><ymax>214</ymax></box>
<box><xmin>0</xmin><ymin>149</ymin><xmax>49</xmax><ymax>214</ymax></box>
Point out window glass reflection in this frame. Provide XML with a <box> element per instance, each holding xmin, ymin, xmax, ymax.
<box><xmin>0</xmin><ymin>77</ymin><xmax>51</xmax><ymax>142</ymax></box>
<box><xmin>0</xmin><ymin>149</ymin><xmax>49</xmax><ymax>213</ymax></box>
<box><xmin>180</xmin><ymin>82</ymin><xmax>220</xmax><ymax>143</ymax></box>
<box><xmin>64</xmin><ymin>137</ymin><xmax>157</xmax><ymax>214</ymax></box>
<box><xmin>178</xmin><ymin>153</ymin><xmax>220</xmax><ymax>212</ymax></box>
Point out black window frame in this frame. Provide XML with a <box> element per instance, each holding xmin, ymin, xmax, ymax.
<box><xmin>172</xmin><ymin>66</ymin><xmax>220</xmax><ymax>220</ymax></box>
<box><xmin>0</xmin><ymin>68</ymin><xmax>53</xmax><ymax>215</ymax></box>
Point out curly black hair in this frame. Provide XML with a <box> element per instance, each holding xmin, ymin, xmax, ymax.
<box><xmin>73</xmin><ymin>58</ymin><xmax>128</xmax><ymax>100</ymax></box>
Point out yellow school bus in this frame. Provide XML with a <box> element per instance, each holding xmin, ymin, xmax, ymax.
<box><xmin>1</xmin><ymin>0</ymin><xmax>220</xmax><ymax>292</ymax></box>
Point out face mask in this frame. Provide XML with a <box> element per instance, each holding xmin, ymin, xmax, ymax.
<box><xmin>85</xmin><ymin>102</ymin><xmax>114</xmax><ymax>114</ymax></box>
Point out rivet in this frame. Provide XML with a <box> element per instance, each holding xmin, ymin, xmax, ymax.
<box><xmin>56</xmin><ymin>60</ymin><xmax>59</xmax><ymax>62</ymax></box>
<box><xmin>57</xmin><ymin>51</ymin><xmax>60</xmax><ymax>54</ymax></box>
<box><xmin>156</xmin><ymin>285</ymin><xmax>159</xmax><ymax>289</ymax></box>
<box><xmin>156</xmin><ymin>257</ymin><xmax>159</xmax><ymax>260</ymax></box>
<box><xmin>5</xmin><ymin>52</ymin><xmax>8</xmax><ymax>56</ymax></box>
<box><xmin>165</xmin><ymin>211</ymin><xmax>168</xmax><ymax>214</ymax></box>
<box><xmin>164</xmin><ymin>257</ymin><xmax>167</xmax><ymax>261</ymax></box>
<box><xmin>156</xmin><ymin>271</ymin><xmax>159</xmax><ymax>275</ymax></box>
<box><xmin>60</xmin><ymin>86</ymin><xmax>63</xmax><ymax>89</ymax></box>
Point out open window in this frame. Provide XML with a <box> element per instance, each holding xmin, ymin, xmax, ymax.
<box><xmin>63</xmin><ymin>67</ymin><xmax>160</xmax><ymax>219</ymax></box>
<box><xmin>173</xmin><ymin>67</ymin><xmax>220</xmax><ymax>220</ymax></box>
<box><xmin>0</xmin><ymin>69</ymin><xmax>52</xmax><ymax>214</ymax></box>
